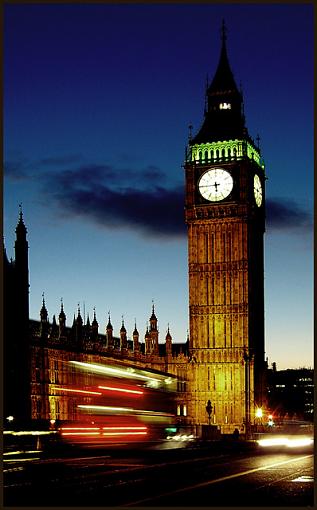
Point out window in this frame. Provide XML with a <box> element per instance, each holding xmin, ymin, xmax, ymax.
<box><xmin>177</xmin><ymin>404</ymin><xmax>187</xmax><ymax>416</ymax></box>
<box><xmin>219</xmin><ymin>102</ymin><xmax>231</xmax><ymax>110</ymax></box>
<box><xmin>35</xmin><ymin>399</ymin><xmax>42</xmax><ymax>420</ymax></box>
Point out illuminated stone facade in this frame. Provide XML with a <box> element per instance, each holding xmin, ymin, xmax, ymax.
<box><xmin>27</xmin><ymin>307</ymin><xmax>189</xmax><ymax>425</ymax></box>
<box><xmin>184</xmin><ymin>26</ymin><xmax>266</xmax><ymax>433</ymax></box>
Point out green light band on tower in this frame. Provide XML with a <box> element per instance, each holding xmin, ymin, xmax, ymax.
<box><xmin>189</xmin><ymin>139</ymin><xmax>264</xmax><ymax>169</ymax></box>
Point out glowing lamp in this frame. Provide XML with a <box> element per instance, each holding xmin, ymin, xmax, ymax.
<box><xmin>255</xmin><ymin>408</ymin><xmax>263</xmax><ymax>419</ymax></box>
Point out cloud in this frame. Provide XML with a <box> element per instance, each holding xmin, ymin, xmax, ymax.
<box><xmin>4</xmin><ymin>159</ymin><xmax>31</xmax><ymax>180</ymax></box>
<box><xmin>266</xmin><ymin>198</ymin><xmax>312</xmax><ymax>232</ymax></box>
<box><xmin>42</xmin><ymin>164</ymin><xmax>186</xmax><ymax>238</ymax></box>
<box><xmin>6</xmin><ymin>156</ymin><xmax>312</xmax><ymax>238</ymax></box>
<box><xmin>44</xmin><ymin>165</ymin><xmax>311</xmax><ymax>238</ymax></box>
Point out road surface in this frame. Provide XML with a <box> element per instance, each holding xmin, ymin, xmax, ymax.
<box><xmin>4</xmin><ymin>441</ymin><xmax>314</xmax><ymax>507</ymax></box>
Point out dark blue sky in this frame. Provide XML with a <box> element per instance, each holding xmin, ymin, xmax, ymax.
<box><xmin>4</xmin><ymin>3</ymin><xmax>313</xmax><ymax>369</ymax></box>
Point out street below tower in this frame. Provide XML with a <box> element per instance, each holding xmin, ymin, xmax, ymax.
<box><xmin>4</xmin><ymin>441</ymin><xmax>313</xmax><ymax>507</ymax></box>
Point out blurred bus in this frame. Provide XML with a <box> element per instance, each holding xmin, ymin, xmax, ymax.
<box><xmin>55</xmin><ymin>360</ymin><xmax>178</xmax><ymax>448</ymax></box>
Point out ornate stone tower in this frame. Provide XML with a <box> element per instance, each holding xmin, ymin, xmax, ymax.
<box><xmin>4</xmin><ymin>206</ymin><xmax>31</xmax><ymax>423</ymax></box>
<box><xmin>184</xmin><ymin>24</ymin><xmax>266</xmax><ymax>434</ymax></box>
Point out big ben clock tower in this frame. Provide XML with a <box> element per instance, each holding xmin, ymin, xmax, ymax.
<box><xmin>184</xmin><ymin>23</ymin><xmax>266</xmax><ymax>434</ymax></box>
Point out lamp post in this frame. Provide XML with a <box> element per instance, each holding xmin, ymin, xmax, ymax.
<box><xmin>243</xmin><ymin>350</ymin><xmax>252</xmax><ymax>439</ymax></box>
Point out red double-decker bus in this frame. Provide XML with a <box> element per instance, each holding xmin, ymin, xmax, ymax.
<box><xmin>56</xmin><ymin>360</ymin><xmax>177</xmax><ymax>448</ymax></box>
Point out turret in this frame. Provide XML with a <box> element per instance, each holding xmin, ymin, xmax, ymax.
<box><xmin>50</xmin><ymin>314</ymin><xmax>58</xmax><ymax>338</ymax></box>
<box><xmin>165</xmin><ymin>325</ymin><xmax>172</xmax><ymax>356</ymax></box>
<box><xmin>58</xmin><ymin>299</ymin><xmax>66</xmax><ymax>338</ymax></box>
<box><xmin>106</xmin><ymin>312</ymin><xmax>114</xmax><ymax>349</ymax></box>
<box><xmin>40</xmin><ymin>294</ymin><xmax>49</xmax><ymax>338</ymax></box>
<box><xmin>133</xmin><ymin>320</ymin><xmax>140</xmax><ymax>353</ymax></box>
<box><xmin>75</xmin><ymin>304</ymin><xmax>83</xmax><ymax>343</ymax></box>
<box><xmin>84</xmin><ymin>314</ymin><xmax>91</xmax><ymax>343</ymax></box>
<box><xmin>144</xmin><ymin>325</ymin><xmax>151</xmax><ymax>354</ymax></box>
<box><xmin>91</xmin><ymin>308</ymin><xmax>99</xmax><ymax>341</ymax></box>
<box><xmin>149</xmin><ymin>302</ymin><xmax>157</xmax><ymax>331</ymax></box>
<box><xmin>120</xmin><ymin>317</ymin><xmax>128</xmax><ymax>353</ymax></box>
<box><xmin>14</xmin><ymin>205</ymin><xmax>29</xmax><ymax>326</ymax></box>
<box><xmin>149</xmin><ymin>303</ymin><xmax>159</xmax><ymax>355</ymax></box>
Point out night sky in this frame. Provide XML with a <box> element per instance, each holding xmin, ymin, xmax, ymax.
<box><xmin>4</xmin><ymin>3</ymin><xmax>313</xmax><ymax>370</ymax></box>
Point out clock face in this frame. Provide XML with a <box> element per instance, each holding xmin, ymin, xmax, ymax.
<box><xmin>254</xmin><ymin>174</ymin><xmax>263</xmax><ymax>207</ymax></box>
<box><xmin>198</xmin><ymin>168</ymin><xmax>233</xmax><ymax>202</ymax></box>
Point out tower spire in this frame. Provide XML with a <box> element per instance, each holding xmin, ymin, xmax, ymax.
<box><xmin>221</xmin><ymin>19</ymin><xmax>227</xmax><ymax>45</ymax></box>
<box><xmin>40</xmin><ymin>292</ymin><xmax>48</xmax><ymax>322</ymax></box>
<box><xmin>59</xmin><ymin>297</ymin><xmax>66</xmax><ymax>336</ymax></box>
<box><xmin>191</xmin><ymin>21</ymin><xmax>247</xmax><ymax>145</ymax></box>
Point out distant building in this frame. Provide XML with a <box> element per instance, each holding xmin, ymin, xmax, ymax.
<box><xmin>267</xmin><ymin>365</ymin><xmax>314</xmax><ymax>422</ymax></box>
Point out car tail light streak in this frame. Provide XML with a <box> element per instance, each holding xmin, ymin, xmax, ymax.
<box><xmin>98</xmin><ymin>385</ymin><xmax>143</xmax><ymax>395</ymax></box>
<box><xmin>60</xmin><ymin>425</ymin><xmax>148</xmax><ymax>438</ymax></box>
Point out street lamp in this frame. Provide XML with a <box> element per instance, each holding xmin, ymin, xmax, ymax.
<box><xmin>243</xmin><ymin>350</ymin><xmax>253</xmax><ymax>439</ymax></box>
<box><xmin>255</xmin><ymin>407</ymin><xmax>263</xmax><ymax>432</ymax></box>
<box><xmin>255</xmin><ymin>408</ymin><xmax>263</xmax><ymax>419</ymax></box>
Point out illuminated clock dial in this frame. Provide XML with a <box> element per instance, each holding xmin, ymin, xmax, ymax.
<box><xmin>254</xmin><ymin>174</ymin><xmax>263</xmax><ymax>207</ymax></box>
<box><xmin>198</xmin><ymin>168</ymin><xmax>233</xmax><ymax>202</ymax></box>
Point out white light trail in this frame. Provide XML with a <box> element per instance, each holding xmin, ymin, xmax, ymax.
<box><xmin>98</xmin><ymin>385</ymin><xmax>143</xmax><ymax>395</ymax></box>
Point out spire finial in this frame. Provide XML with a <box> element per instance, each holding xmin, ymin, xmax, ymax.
<box><xmin>42</xmin><ymin>292</ymin><xmax>45</xmax><ymax>305</ymax></box>
<box><xmin>221</xmin><ymin>19</ymin><xmax>227</xmax><ymax>45</ymax></box>
<box><xmin>19</xmin><ymin>203</ymin><xmax>23</xmax><ymax>220</ymax></box>
<box><xmin>188</xmin><ymin>124</ymin><xmax>193</xmax><ymax>141</ymax></box>
<box><xmin>256</xmin><ymin>134</ymin><xmax>261</xmax><ymax>150</ymax></box>
<box><xmin>61</xmin><ymin>297</ymin><xmax>64</xmax><ymax>311</ymax></box>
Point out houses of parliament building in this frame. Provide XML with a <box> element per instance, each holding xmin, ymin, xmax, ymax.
<box><xmin>4</xmin><ymin>24</ymin><xmax>267</xmax><ymax>435</ymax></box>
